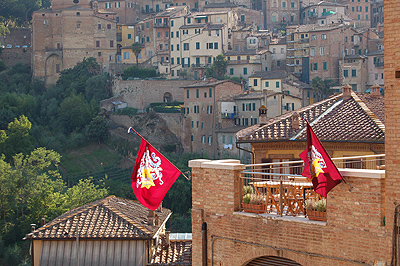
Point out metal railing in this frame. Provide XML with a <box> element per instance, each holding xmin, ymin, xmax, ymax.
<box><xmin>240</xmin><ymin>154</ymin><xmax>385</xmax><ymax>217</ymax></box>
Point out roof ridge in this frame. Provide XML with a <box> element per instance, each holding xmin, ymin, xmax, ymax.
<box><xmin>351</xmin><ymin>92</ymin><xmax>385</xmax><ymax>133</ymax></box>
<box><xmin>102</xmin><ymin>200</ymin><xmax>153</xmax><ymax>236</ymax></box>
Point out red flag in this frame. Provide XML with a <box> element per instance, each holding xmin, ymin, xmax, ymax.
<box><xmin>299</xmin><ymin>122</ymin><xmax>344</xmax><ymax>198</ymax></box>
<box><xmin>131</xmin><ymin>139</ymin><xmax>181</xmax><ymax>210</ymax></box>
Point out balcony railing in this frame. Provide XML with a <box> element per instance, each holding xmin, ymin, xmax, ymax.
<box><xmin>240</xmin><ymin>154</ymin><xmax>385</xmax><ymax>217</ymax></box>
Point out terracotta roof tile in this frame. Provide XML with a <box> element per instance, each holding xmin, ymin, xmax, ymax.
<box><xmin>236</xmin><ymin>92</ymin><xmax>385</xmax><ymax>143</ymax></box>
<box><xmin>149</xmin><ymin>240</ymin><xmax>192</xmax><ymax>265</ymax></box>
<box><xmin>24</xmin><ymin>196</ymin><xmax>171</xmax><ymax>240</ymax></box>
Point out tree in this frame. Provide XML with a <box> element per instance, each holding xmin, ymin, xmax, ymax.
<box><xmin>206</xmin><ymin>54</ymin><xmax>227</xmax><ymax>80</ymax></box>
<box><xmin>58</xmin><ymin>93</ymin><xmax>94</xmax><ymax>134</ymax></box>
<box><xmin>0</xmin><ymin>115</ymin><xmax>32</xmax><ymax>161</ymax></box>
<box><xmin>85</xmin><ymin>116</ymin><xmax>110</xmax><ymax>144</ymax></box>
<box><xmin>131</xmin><ymin>43</ymin><xmax>143</xmax><ymax>67</ymax></box>
<box><xmin>311</xmin><ymin>77</ymin><xmax>335</xmax><ymax>100</ymax></box>
<box><xmin>85</xmin><ymin>74</ymin><xmax>110</xmax><ymax>103</ymax></box>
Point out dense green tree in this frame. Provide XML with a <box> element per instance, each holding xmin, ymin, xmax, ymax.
<box><xmin>85</xmin><ymin>74</ymin><xmax>110</xmax><ymax>103</ymax></box>
<box><xmin>85</xmin><ymin>116</ymin><xmax>110</xmax><ymax>144</ymax></box>
<box><xmin>58</xmin><ymin>93</ymin><xmax>94</xmax><ymax>134</ymax></box>
<box><xmin>57</xmin><ymin>57</ymin><xmax>99</xmax><ymax>95</ymax></box>
<box><xmin>311</xmin><ymin>76</ymin><xmax>335</xmax><ymax>100</ymax></box>
<box><xmin>206</xmin><ymin>54</ymin><xmax>227</xmax><ymax>80</ymax></box>
<box><xmin>131</xmin><ymin>42</ymin><xmax>143</xmax><ymax>67</ymax></box>
<box><xmin>0</xmin><ymin>60</ymin><xmax>6</xmax><ymax>72</ymax></box>
<box><xmin>0</xmin><ymin>115</ymin><xmax>32</xmax><ymax>161</ymax></box>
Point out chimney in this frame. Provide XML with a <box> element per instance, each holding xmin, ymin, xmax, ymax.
<box><xmin>291</xmin><ymin>112</ymin><xmax>299</xmax><ymax>129</ymax></box>
<box><xmin>148</xmin><ymin>210</ymin><xmax>155</xmax><ymax>226</ymax></box>
<box><xmin>41</xmin><ymin>217</ymin><xmax>45</xmax><ymax>226</ymax></box>
<box><xmin>342</xmin><ymin>84</ymin><xmax>352</xmax><ymax>100</ymax></box>
<box><xmin>371</xmin><ymin>83</ymin><xmax>380</xmax><ymax>97</ymax></box>
<box><xmin>30</xmin><ymin>224</ymin><xmax>36</xmax><ymax>232</ymax></box>
<box><xmin>259</xmin><ymin>105</ymin><xmax>268</xmax><ymax>125</ymax></box>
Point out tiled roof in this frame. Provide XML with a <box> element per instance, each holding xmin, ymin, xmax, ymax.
<box><xmin>204</xmin><ymin>24</ymin><xmax>225</xmax><ymax>30</ymax></box>
<box><xmin>24</xmin><ymin>196</ymin><xmax>171</xmax><ymax>240</ymax></box>
<box><xmin>149</xmin><ymin>240</ymin><xmax>192</xmax><ymax>265</ymax></box>
<box><xmin>224</xmin><ymin>49</ymin><xmax>270</xmax><ymax>56</ymax></box>
<box><xmin>204</xmin><ymin>2</ymin><xmax>238</xmax><ymax>8</ymax></box>
<box><xmin>236</xmin><ymin>92</ymin><xmax>385</xmax><ymax>143</ymax></box>
<box><xmin>249</xmin><ymin>70</ymin><xmax>289</xmax><ymax>80</ymax></box>
<box><xmin>180</xmin><ymin>24</ymin><xmax>206</xmax><ymax>29</ymax></box>
<box><xmin>181</xmin><ymin>79</ymin><xmax>238</xmax><ymax>88</ymax></box>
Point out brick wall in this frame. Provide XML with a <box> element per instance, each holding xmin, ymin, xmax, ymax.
<box><xmin>384</xmin><ymin>0</ymin><xmax>400</xmax><ymax>249</ymax></box>
<box><xmin>112</xmin><ymin>79</ymin><xmax>194</xmax><ymax>110</ymax></box>
<box><xmin>190</xmin><ymin>160</ymin><xmax>390</xmax><ymax>265</ymax></box>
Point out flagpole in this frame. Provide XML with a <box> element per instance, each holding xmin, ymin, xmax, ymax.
<box><xmin>128</xmin><ymin>127</ymin><xmax>191</xmax><ymax>180</ymax></box>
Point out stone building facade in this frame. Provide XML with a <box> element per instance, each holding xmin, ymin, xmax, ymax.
<box><xmin>32</xmin><ymin>1</ymin><xmax>117</xmax><ymax>86</ymax></box>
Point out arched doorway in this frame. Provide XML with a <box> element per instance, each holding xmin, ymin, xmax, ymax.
<box><xmin>163</xmin><ymin>92</ymin><xmax>173</xmax><ymax>102</ymax></box>
<box><xmin>245</xmin><ymin>256</ymin><xmax>302</xmax><ymax>266</ymax></box>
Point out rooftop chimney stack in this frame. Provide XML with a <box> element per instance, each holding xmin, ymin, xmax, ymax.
<box><xmin>41</xmin><ymin>218</ymin><xmax>45</xmax><ymax>226</ymax></box>
<box><xmin>148</xmin><ymin>210</ymin><xmax>155</xmax><ymax>226</ymax></box>
<box><xmin>342</xmin><ymin>84</ymin><xmax>352</xmax><ymax>100</ymax></box>
<box><xmin>371</xmin><ymin>83</ymin><xmax>380</xmax><ymax>97</ymax></box>
<box><xmin>291</xmin><ymin>112</ymin><xmax>300</xmax><ymax>129</ymax></box>
<box><xmin>259</xmin><ymin>105</ymin><xmax>268</xmax><ymax>125</ymax></box>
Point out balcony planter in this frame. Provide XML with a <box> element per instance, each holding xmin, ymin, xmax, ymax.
<box><xmin>241</xmin><ymin>203</ymin><xmax>265</xmax><ymax>214</ymax></box>
<box><xmin>305</xmin><ymin>198</ymin><xmax>327</xmax><ymax>222</ymax></box>
<box><xmin>307</xmin><ymin>210</ymin><xmax>327</xmax><ymax>222</ymax></box>
<box><xmin>242</xmin><ymin>187</ymin><xmax>266</xmax><ymax>214</ymax></box>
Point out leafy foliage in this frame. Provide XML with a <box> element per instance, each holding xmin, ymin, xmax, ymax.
<box><xmin>123</xmin><ymin>66</ymin><xmax>158</xmax><ymax>79</ymax></box>
<box><xmin>311</xmin><ymin>77</ymin><xmax>335</xmax><ymax>100</ymax></box>
<box><xmin>206</xmin><ymin>54</ymin><xmax>227</xmax><ymax>80</ymax></box>
<box><xmin>131</xmin><ymin>43</ymin><xmax>143</xmax><ymax>67</ymax></box>
<box><xmin>85</xmin><ymin>116</ymin><xmax>110</xmax><ymax>144</ymax></box>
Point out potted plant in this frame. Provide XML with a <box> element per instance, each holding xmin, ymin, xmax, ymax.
<box><xmin>305</xmin><ymin>198</ymin><xmax>327</xmax><ymax>222</ymax></box>
<box><xmin>242</xmin><ymin>186</ymin><xmax>265</xmax><ymax>213</ymax></box>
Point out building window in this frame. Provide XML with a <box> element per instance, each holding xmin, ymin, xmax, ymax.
<box><xmin>344</xmin><ymin>69</ymin><xmax>349</xmax><ymax>77</ymax></box>
<box><xmin>177</xmin><ymin>58</ymin><xmax>180</xmax><ymax>64</ymax></box>
<box><xmin>265</xmin><ymin>81</ymin><xmax>269</xmax><ymax>87</ymax></box>
<box><xmin>98</xmin><ymin>52</ymin><xmax>101</xmax><ymax>56</ymax></box>
<box><xmin>276</xmin><ymin>81</ymin><xmax>280</xmax><ymax>88</ymax></box>
<box><xmin>98</xmin><ymin>24</ymin><xmax>101</xmax><ymax>29</ymax></box>
<box><xmin>191</xmin><ymin>135</ymin><xmax>193</xmax><ymax>142</ymax></box>
<box><xmin>320</xmin><ymin>47</ymin><xmax>325</xmax><ymax>55</ymax></box>
<box><xmin>110</xmin><ymin>40</ymin><xmax>114</xmax><ymax>47</ymax></box>
<box><xmin>184</xmin><ymin>43</ymin><xmax>189</xmax><ymax>50</ymax></box>
<box><xmin>176</xmin><ymin>31</ymin><xmax>179</xmax><ymax>37</ymax></box>
<box><xmin>157</xmin><ymin>32</ymin><xmax>160</xmax><ymax>38</ymax></box>
<box><xmin>209</xmin><ymin>88</ymin><xmax>212</xmax><ymax>98</ymax></box>
<box><xmin>214</xmin><ymin>42</ymin><xmax>218</xmax><ymax>49</ymax></box>
<box><xmin>105</xmin><ymin>2</ymin><xmax>111</xmax><ymax>8</ymax></box>
<box><xmin>56</xmin><ymin>64</ymin><xmax>60</xmax><ymax>73</ymax></box>
<box><xmin>196</xmin><ymin>42</ymin><xmax>200</xmax><ymax>49</ymax></box>
<box><xmin>128</xmin><ymin>34</ymin><xmax>131</xmax><ymax>39</ymax></box>
<box><xmin>115</xmin><ymin>2</ymin><xmax>120</xmax><ymax>7</ymax></box>
<box><xmin>277</xmin><ymin>60</ymin><xmax>281</xmax><ymax>67</ymax></box>
<box><xmin>310</xmin><ymin>47</ymin><xmax>315</xmax><ymax>56</ymax></box>
<box><xmin>254</xmin><ymin>79</ymin><xmax>258</xmax><ymax>86</ymax></box>
<box><xmin>123</xmin><ymin>51</ymin><xmax>129</xmax><ymax>59</ymax></box>
<box><xmin>230</xmin><ymin>68</ymin><xmax>234</xmax><ymax>75</ymax></box>
<box><xmin>77</xmin><ymin>23</ymin><xmax>81</xmax><ymax>28</ymax></box>
<box><xmin>146</xmin><ymin>37</ymin><xmax>150</xmax><ymax>42</ymax></box>
<box><xmin>96</xmin><ymin>40</ymin><xmax>100</xmax><ymax>47</ymax></box>
<box><xmin>321</xmin><ymin>34</ymin><xmax>327</xmax><ymax>40</ymax></box>
<box><xmin>208</xmin><ymin>136</ymin><xmax>212</xmax><ymax>145</ymax></box>
<box><xmin>109</xmin><ymin>55</ymin><xmax>113</xmax><ymax>62</ymax></box>
<box><xmin>196</xmin><ymin>89</ymin><xmax>199</xmax><ymax>98</ymax></box>
<box><xmin>352</xmin><ymin>69</ymin><xmax>357</xmax><ymax>77</ymax></box>
<box><xmin>177</xmin><ymin>44</ymin><xmax>180</xmax><ymax>51</ymax></box>
<box><xmin>243</xmin><ymin>68</ymin><xmax>247</xmax><ymax>75</ymax></box>
<box><xmin>323</xmin><ymin>62</ymin><xmax>327</xmax><ymax>70</ymax></box>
